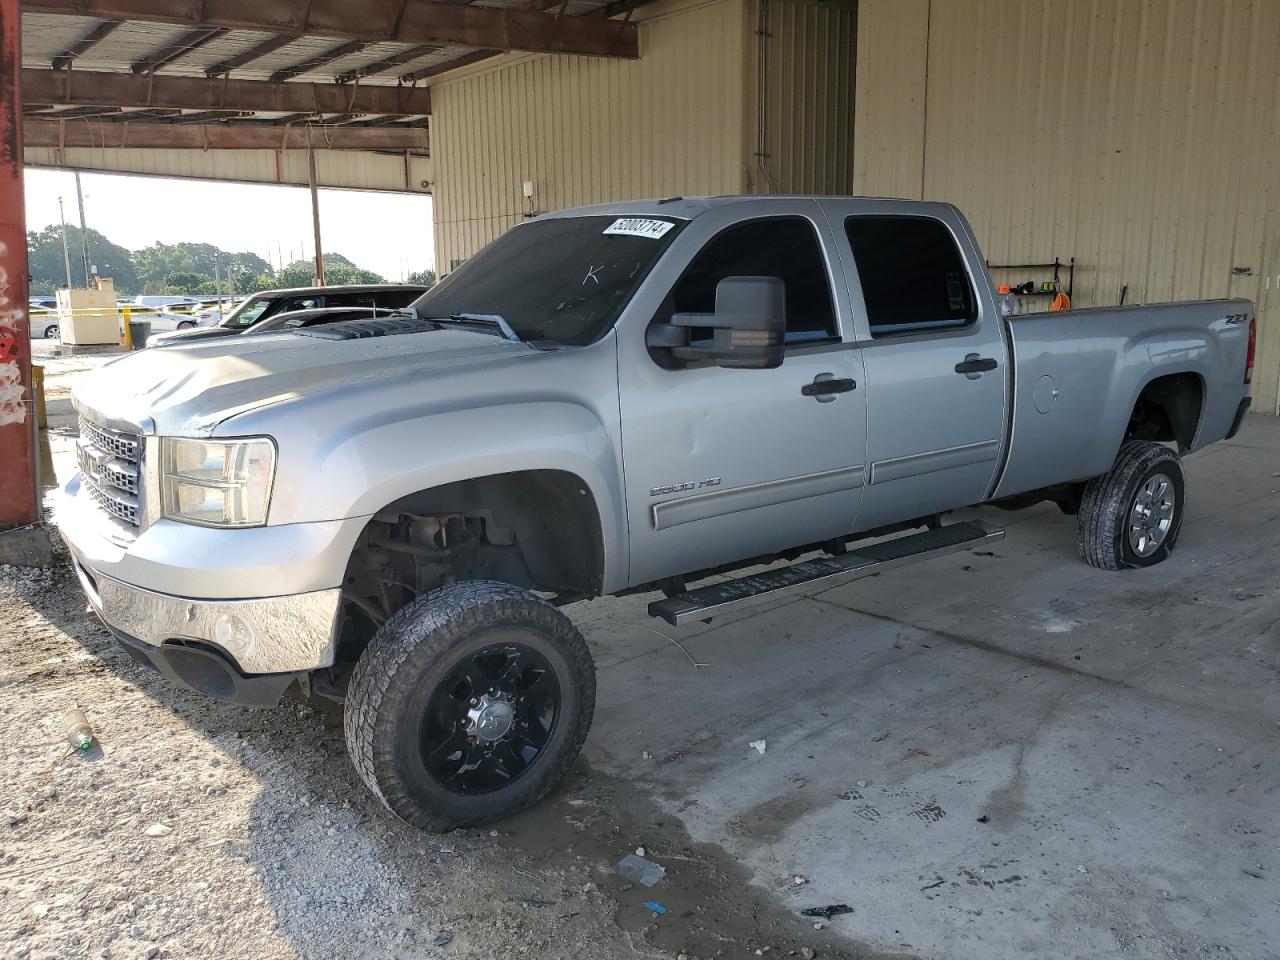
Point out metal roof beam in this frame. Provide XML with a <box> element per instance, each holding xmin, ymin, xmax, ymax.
<box><xmin>399</xmin><ymin>48</ymin><xmax>496</xmax><ymax>83</ymax></box>
<box><xmin>131</xmin><ymin>26</ymin><xmax>227</xmax><ymax>73</ymax></box>
<box><xmin>335</xmin><ymin>43</ymin><xmax>439</xmax><ymax>84</ymax></box>
<box><xmin>269</xmin><ymin>40</ymin><xmax>365</xmax><ymax>82</ymax></box>
<box><xmin>204</xmin><ymin>33</ymin><xmax>295</xmax><ymax>77</ymax></box>
<box><xmin>50</xmin><ymin>18</ymin><xmax>121</xmax><ymax>70</ymax></box>
<box><xmin>24</xmin><ymin>0</ymin><xmax>639</xmax><ymax>58</ymax></box>
<box><xmin>35</xmin><ymin>105</ymin><xmax>124</xmax><ymax>118</ymax></box>
<box><xmin>24</xmin><ymin>117</ymin><xmax>429</xmax><ymax>150</ymax></box>
<box><xmin>23</xmin><ymin>67</ymin><xmax>432</xmax><ymax>115</ymax></box>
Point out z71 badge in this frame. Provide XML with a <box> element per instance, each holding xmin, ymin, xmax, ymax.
<box><xmin>650</xmin><ymin>477</ymin><xmax>721</xmax><ymax>497</ymax></box>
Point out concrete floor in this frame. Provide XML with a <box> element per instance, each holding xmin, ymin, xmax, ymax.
<box><xmin>30</xmin><ymin>343</ymin><xmax>1280</xmax><ymax>958</ymax></box>
<box><xmin>573</xmin><ymin>415</ymin><xmax>1280</xmax><ymax>960</ymax></box>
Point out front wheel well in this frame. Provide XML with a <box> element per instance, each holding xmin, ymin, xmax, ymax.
<box><xmin>333</xmin><ymin>470</ymin><xmax>604</xmax><ymax>669</ymax></box>
<box><xmin>1126</xmin><ymin>372</ymin><xmax>1204</xmax><ymax>453</ymax></box>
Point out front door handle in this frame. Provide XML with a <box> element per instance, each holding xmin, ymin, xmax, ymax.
<box><xmin>955</xmin><ymin>354</ymin><xmax>998</xmax><ymax>378</ymax></box>
<box><xmin>802</xmin><ymin>376</ymin><xmax>857</xmax><ymax>401</ymax></box>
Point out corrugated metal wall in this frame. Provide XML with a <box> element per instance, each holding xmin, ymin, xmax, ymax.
<box><xmin>432</xmin><ymin>0</ymin><xmax>857</xmax><ymax>268</ymax></box>
<box><xmin>748</xmin><ymin>0</ymin><xmax>858</xmax><ymax>196</ymax></box>
<box><xmin>854</xmin><ymin>0</ymin><xmax>1280</xmax><ymax>413</ymax></box>
<box><xmin>852</xmin><ymin>0</ymin><xmax>928</xmax><ymax>200</ymax></box>
<box><xmin>431</xmin><ymin>0</ymin><xmax>749</xmax><ymax>271</ymax></box>
<box><xmin>23</xmin><ymin>146</ymin><xmax>434</xmax><ymax>194</ymax></box>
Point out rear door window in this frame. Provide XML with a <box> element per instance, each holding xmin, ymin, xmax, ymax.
<box><xmin>278</xmin><ymin>295</ymin><xmax>321</xmax><ymax>313</ymax></box>
<box><xmin>371</xmin><ymin>289</ymin><xmax>421</xmax><ymax>309</ymax></box>
<box><xmin>844</xmin><ymin>216</ymin><xmax>976</xmax><ymax>336</ymax></box>
<box><xmin>324</xmin><ymin>292</ymin><xmax>378</xmax><ymax>309</ymax></box>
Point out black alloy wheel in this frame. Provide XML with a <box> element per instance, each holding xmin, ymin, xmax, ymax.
<box><xmin>420</xmin><ymin>641</ymin><xmax>560</xmax><ymax>795</ymax></box>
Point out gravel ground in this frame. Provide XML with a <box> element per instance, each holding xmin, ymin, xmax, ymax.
<box><xmin>0</xmin><ymin>555</ymin><xmax>886</xmax><ymax>960</ymax></box>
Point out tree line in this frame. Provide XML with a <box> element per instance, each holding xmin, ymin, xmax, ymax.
<box><xmin>26</xmin><ymin>224</ymin><xmax>435</xmax><ymax>297</ymax></box>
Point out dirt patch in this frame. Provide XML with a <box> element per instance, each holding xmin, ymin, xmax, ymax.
<box><xmin>0</xmin><ymin>559</ymin><xmax>910</xmax><ymax>960</ymax></box>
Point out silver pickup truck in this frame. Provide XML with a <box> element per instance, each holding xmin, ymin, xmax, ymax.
<box><xmin>56</xmin><ymin>197</ymin><xmax>1255</xmax><ymax>830</ymax></box>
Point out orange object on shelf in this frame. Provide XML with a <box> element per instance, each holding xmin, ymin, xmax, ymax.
<box><xmin>997</xmin><ymin>283</ymin><xmax>1012</xmax><ymax>295</ymax></box>
<box><xmin>1050</xmin><ymin>291</ymin><xmax>1071</xmax><ymax>312</ymax></box>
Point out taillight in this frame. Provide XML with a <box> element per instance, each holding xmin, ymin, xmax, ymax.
<box><xmin>1245</xmin><ymin>316</ymin><xmax>1256</xmax><ymax>384</ymax></box>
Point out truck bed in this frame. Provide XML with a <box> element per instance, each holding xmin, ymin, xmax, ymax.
<box><xmin>994</xmin><ymin>299</ymin><xmax>1252</xmax><ymax>499</ymax></box>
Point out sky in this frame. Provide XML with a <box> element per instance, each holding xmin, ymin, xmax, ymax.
<box><xmin>23</xmin><ymin>168</ymin><xmax>435</xmax><ymax>280</ymax></box>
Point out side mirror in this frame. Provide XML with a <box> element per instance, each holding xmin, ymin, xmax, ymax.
<box><xmin>647</xmin><ymin>276</ymin><xmax>786</xmax><ymax>370</ymax></box>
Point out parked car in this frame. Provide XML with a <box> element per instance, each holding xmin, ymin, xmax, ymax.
<box><xmin>148</xmin><ymin>285</ymin><xmax>426</xmax><ymax>347</ymax></box>
<box><xmin>145</xmin><ymin>310</ymin><xmax>203</xmax><ymax>333</ymax></box>
<box><xmin>190</xmin><ymin>299</ymin><xmax>242</xmax><ymax>326</ymax></box>
<box><xmin>58</xmin><ymin>197</ymin><xmax>1254</xmax><ymax>832</ymax></box>
<box><xmin>132</xmin><ymin>295</ymin><xmax>201</xmax><ymax>311</ymax></box>
<box><xmin>27</xmin><ymin>306</ymin><xmax>60</xmax><ymax>339</ymax></box>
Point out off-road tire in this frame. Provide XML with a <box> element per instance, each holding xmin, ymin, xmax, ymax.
<box><xmin>344</xmin><ymin>580</ymin><xmax>595</xmax><ymax>831</ymax></box>
<box><xmin>1077</xmin><ymin>440</ymin><xmax>1186</xmax><ymax>570</ymax></box>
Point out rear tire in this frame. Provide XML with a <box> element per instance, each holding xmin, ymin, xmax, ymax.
<box><xmin>43</xmin><ymin>324</ymin><xmax>58</xmax><ymax>339</ymax></box>
<box><xmin>177</xmin><ymin>321</ymin><xmax>196</xmax><ymax>330</ymax></box>
<box><xmin>1077</xmin><ymin>440</ymin><xmax>1186</xmax><ymax>570</ymax></box>
<box><xmin>344</xmin><ymin>580</ymin><xmax>595</xmax><ymax>831</ymax></box>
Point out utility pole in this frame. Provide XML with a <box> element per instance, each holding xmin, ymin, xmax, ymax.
<box><xmin>213</xmin><ymin>256</ymin><xmax>224</xmax><ymax>320</ymax></box>
<box><xmin>58</xmin><ymin>196</ymin><xmax>73</xmax><ymax>290</ymax></box>
<box><xmin>74</xmin><ymin>171</ymin><xmax>91</xmax><ymax>286</ymax></box>
<box><xmin>308</xmin><ymin>149</ymin><xmax>325</xmax><ymax>285</ymax></box>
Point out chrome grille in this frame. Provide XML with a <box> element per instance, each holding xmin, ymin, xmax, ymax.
<box><xmin>77</xmin><ymin>417</ymin><xmax>143</xmax><ymax>529</ymax></box>
<box><xmin>79</xmin><ymin>418</ymin><xmax>139</xmax><ymax>463</ymax></box>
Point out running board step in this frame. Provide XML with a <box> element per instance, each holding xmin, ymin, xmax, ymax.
<box><xmin>648</xmin><ymin>521</ymin><xmax>1005</xmax><ymax>626</ymax></box>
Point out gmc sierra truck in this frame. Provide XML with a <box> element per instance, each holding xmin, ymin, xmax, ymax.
<box><xmin>56</xmin><ymin>197</ymin><xmax>1256</xmax><ymax>830</ymax></box>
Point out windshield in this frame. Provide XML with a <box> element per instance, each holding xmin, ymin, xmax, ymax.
<box><xmin>412</xmin><ymin>215</ymin><xmax>683</xmax><ymax>346</ymax></box>
<box><xmin>219</xmin><ymin>297</ymin><xmax>271</xmax><ymax>329</ymax></box>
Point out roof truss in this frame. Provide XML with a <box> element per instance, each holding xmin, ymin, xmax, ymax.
<box><xmin>25</xmin><ymin>0</ymin><xmax>640</xmax><ymax>58</ymax></box>
<box><xmin>24</xmin><ymin>68</ymin><xmax>432</xmax><ymax>115</ymax></box>
<box><xmin>24</xmin><ymin>117</ymin><xmax>429</xmax><ymax>150</ymax></box>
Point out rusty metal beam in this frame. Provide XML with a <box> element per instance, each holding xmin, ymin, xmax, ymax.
<box><xmin>23</xmin><ymin>68</ymin><xmax>431</xmax><ymax>115</ymax></box>
<box><xmin>269</xmin><ymin>39</ymin><xmax>364</xmax><ymax>82</ymax></box>
<box><xmin>1</xmin><ymin>0</ymin><xmax>39</xmax><ymax>528</ymax></box>
<box><xmin>23</xmin><ymin>117</ymin><xmax>429</xmax><ymax>150</ymax></box>
<box><xmin>131</xmin><ymin>26</ymin><xmax>227</xmax><ymax>73</ymax></box>
<box><xmin>205</xmin><ymin>33</ymin><xmax>295</xmax><ymax>77</ymax></box>
<box><xmin>24</xmin><ymin>0</ymin><xmax>640</xmax><ymax>59</ymax></box>
<box><xmin>51</xmin><ymin>18</ymin><xmax>122</xmax><ymax>70</ymax></box>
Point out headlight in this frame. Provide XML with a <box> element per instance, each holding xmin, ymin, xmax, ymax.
<box><xmin>160</xmin><ymin>437</ymin><xmax>276</xmax><ymax>527</ymax></box>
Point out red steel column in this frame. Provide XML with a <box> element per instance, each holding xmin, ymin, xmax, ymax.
<box><xmin>0</xmin><ymin>0</ymin><xmax>39</xmax><ymax>527</ymax></box>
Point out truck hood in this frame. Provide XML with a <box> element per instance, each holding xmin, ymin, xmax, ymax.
<box><xmin>148</xmin><ymin>326</ymin><xmax>238</xmax><ymax>347</ymax></box>
<box><xmin>73</xmin><ymin>327</ymin><xmax>539</xmax><ymax>436</ymax></box>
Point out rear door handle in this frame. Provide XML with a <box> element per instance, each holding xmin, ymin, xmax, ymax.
<box><xmin>955</xmin><ymin>354</ymin><xmax>998</xmax><ymax>378</ymax></box>
<box><xmin>802</xmin><ymin>376</ymin><xmax>856</xmax><ymax>401</ymax></box>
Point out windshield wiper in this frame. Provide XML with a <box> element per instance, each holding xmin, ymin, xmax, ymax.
<box><xmin>428</xmin><ymin>313</ymin><xmax>521</xmax><ymax>343</ymax></box>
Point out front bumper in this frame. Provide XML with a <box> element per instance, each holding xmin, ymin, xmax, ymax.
<box><xmin>107</xmin><ymin>623</ymin><xmax>307</xmax><ymax>708</ymax></box>
<box><xmin>55</xmin><ymin>471</ymin><xmax>365</xmax><ymax>702</ymax></box>
<box><xmin>69</xmin><ymin>556</ymin><xmax>341</xmax><ymax>676</ymax></box>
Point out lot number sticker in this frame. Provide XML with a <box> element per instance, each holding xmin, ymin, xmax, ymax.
<box><xmin>604</xmin><ymin>218</ymin><xmax>675</xmax><ymax>239</ymax></box>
